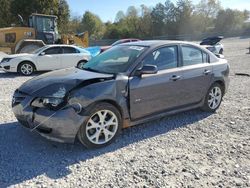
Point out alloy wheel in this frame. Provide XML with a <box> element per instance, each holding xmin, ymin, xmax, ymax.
<box><xmin>208</xmin><ymin>86</ymin><xmax>222</xmax><ymax>110</ymax></box>
<box><xmin>86</xmin><ymin>110</ymin><xmax>118</xmax><ymax>145</ymax></box>
<box><xmin>21</xmin><ymin>64</ymin><xmax>33</xmax><ymax>75</ymax></box>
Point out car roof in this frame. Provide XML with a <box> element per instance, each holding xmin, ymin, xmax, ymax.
<box><xmin>119</xmin><ymin>40</ymin><xmax>201</xmax><ymax>48</ymax></box>
<box><xmin>45</xmin><ymin>44</ymin><xmax>78</xmax><ymax>48</ymax></box>
<box><xmin>118</xmin><ymin>40</ymin><xmax>218</xmax><ymax>61</ymax></box>
<box><xmin>118</xmin><ymin>38</ymin><xmax>140</xmax><ymax>41</ymax></box>
<box><xmin>42</xmin><ymin>44</ymin><xmax>90</xmax><ymax>54</ymax></box>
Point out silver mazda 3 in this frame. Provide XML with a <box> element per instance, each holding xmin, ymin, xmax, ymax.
<box><xmin>12</xmin><ymin>41</ymin><xmax>230</xmax><ymax>148</ymax></box>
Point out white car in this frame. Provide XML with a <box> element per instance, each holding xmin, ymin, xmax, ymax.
<box><xmin>0</xmin><ymin>45</ymin><xmax>91</xmax><ymax>75</ymax></box>
<box><xmin>200</xmin><ymin>36</ymin><xmax>224</xmax><ymax>54</ymax></box>
<box><xmin>204</xmin><ymin>43</ymin><xmax>224</xmax><ymax>55</ymax></box>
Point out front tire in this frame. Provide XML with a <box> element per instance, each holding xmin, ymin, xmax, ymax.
<box><xmin>18</xmin><ymin>62</ymin><xmax>35</xmax><ymax>76</ymax></box>
<box><xmin>77</xmin><ymin>102</ymin><xmax>122</xmax><ymax>148</ymax></box>
<box><xmin>202</xmin><ymin>83</ymin><xmax>223</xmax><ymax>112</ymax></box>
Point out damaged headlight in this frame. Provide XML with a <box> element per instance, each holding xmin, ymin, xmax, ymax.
<box><xmin>42</xmin><ymin>98</ymin><xmax>65</xmax><ymax>108</ymax></box>
<box><xmin>1</xmin><ymin>58</ymin><xmax>14</xmax><ymax>63</ymax></box>
<box><xmin>31</xmin><ymin>87</ymin><xmax>67</xmax><ymax>110</ymax></box>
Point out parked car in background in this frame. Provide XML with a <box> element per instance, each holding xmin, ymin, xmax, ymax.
<box><xmin>200</xmin><ymin>36</ymin><xmax>224</xmax><ymax>54</ymax></box>
<box><xmin>0</xmin><ymin>45</ymin><xmax>91</xmax><ymax>75</ymax></box>
<box><xmin>101</xmin><ymin>38</ymin><xmax>141</xmax><ymax>52</ymax></box>
<box><xmin>12</xmin><ymin>41</ymin><xmax>229</xmax><ymax>148</ymax></box>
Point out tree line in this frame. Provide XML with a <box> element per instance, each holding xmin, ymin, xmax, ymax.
<box><xmin>0</xmin><ymin>0</ymin><xmax>70</xmax><ymax>33</ymax></box>
<box><xmin>0</xmin><ymin>0</ymin><xmax>249</xmax><ymax>40</ymax></box>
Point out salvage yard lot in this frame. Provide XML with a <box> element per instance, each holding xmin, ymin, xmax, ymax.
<box><xmin>0</xmin><ymin>38</ymin><xmax>249</xmax><ymax>187</ymax></box>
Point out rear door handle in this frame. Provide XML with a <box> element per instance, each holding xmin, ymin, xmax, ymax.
<box><xmin>204</xmin><ymin>69</ymin><xmax>211</xmax><ymax>75</ymax></box>
<box><xmin>170</xmin><ymin>75</ymin><xmax>181</xmax><ymax>81</ymax></box>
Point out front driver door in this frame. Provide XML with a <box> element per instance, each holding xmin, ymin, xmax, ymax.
<box><xmin>129</xmin><ymin>45</ymin><xmax>185</xmax><ymax>120</ymax></box>
<box><xmin>36</xmin><ymin>47</ymin><xmax>62</xmax><ymax>70</ymax></box>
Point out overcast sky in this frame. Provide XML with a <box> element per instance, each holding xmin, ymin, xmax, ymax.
<box><xmin>67</xmin><ymin>0</ymin><xmax>250</xmax><ymax>22</ymax></box>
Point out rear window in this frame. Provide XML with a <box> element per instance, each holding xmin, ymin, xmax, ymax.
<box><xmin>44</xmin><ymin>47</ymin><xmax>61</xmax><ymax>55</ymax></box>
<box><xmin>62</xmin><ymin>47</ymin><xmax>79</xmax><ymax>54</ymax></box>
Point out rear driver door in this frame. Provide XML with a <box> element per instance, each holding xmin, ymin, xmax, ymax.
<box><xmin>179</xmin><ymin>45</ymin><xmax>213</xmax><ymax>104</ymax></box>
<box><xmin>61</xmin><ymin>47</ymin><xmax>81</xmax><ymax>68</ymax></box>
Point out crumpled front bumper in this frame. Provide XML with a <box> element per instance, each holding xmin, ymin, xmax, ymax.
<box><xmin>0</xmin><ymin>62</ymin><xmax>16</xmax><ymax>72</ymax></box>
<box><xmin>12</xmin><ymin>91</ymin><xmax>86</xmax><ymax>143</ymax></box>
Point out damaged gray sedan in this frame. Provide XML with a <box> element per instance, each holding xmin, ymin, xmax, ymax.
<box><xmin>12</xmin><ymin>41</ymin><xmax>229</xmax><ymax>148</ymax></box>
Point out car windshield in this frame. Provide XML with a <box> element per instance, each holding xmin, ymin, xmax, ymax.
<box><xmin>31</xmin><ymin>46</ymin><xmax>48</xmax><ymax>54</ymax></box>
<box><xmin>82</xmin><ymin>45</ymin><xmax>147</xmax><ymax>74</ymax></box>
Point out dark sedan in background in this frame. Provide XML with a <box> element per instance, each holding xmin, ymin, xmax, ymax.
<box><xmin>12</xmin><ymin>41</ymin><xmax>229</xmax><ymax>148</ymax></box>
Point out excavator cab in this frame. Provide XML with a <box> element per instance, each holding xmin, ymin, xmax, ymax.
<box><xmin>0</xmin><ymin>13</ymin><xmax>89</xmax><ymax>54</ymax></box>
<box><xmin>28</xmin><ymin>13</ymin><xmax>59</xmax><ymax>44</ymax></box>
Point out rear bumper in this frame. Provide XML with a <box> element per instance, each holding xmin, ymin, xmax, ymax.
<box><xmin>12</xmin><ymin>95</ymin><xmax>86</xmax><ymax>143</ymax></box>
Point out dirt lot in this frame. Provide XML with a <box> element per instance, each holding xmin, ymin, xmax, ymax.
<box><xmin>0</xmin><ymin>38</ymin><xmax>249</xmax><ymax>188</ymax></box>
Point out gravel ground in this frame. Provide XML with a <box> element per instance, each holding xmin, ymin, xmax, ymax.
<box><xmin>0</xmin><ymin>37</ymin><xmax>249</xmax><ymax>188</ymax></box>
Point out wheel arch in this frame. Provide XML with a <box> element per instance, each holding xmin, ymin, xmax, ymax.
<box><xmin>213</xmin><ymin>80</ymin><xmax>225</xmax><ymax>95</ymax></box>
<box><xmin>78</xmin><ymin>59</ymin><xmax>88</xmax><ymax>63</ymax></box>
<box><xmin>91</xmin><ymin>99</ymin><xmax>124</xmax><ymax>118</ymax></box>
<box><xmin>18</xmin><ymin>60</ymin><xmax>37</xmax><ymax>71</ymax></box>
<box><xmin>77</xmin><ymin>59</ymin><xmax>88</xmax><ymax>66</ymax></box>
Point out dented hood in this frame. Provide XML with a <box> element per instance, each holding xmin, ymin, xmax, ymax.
<box><xmin>19</xmin><ymin>67</ymin><xmax>114</xmax><ymax>96</ymax></box>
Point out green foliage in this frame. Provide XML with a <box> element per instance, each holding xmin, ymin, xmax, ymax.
<box><xmin>80</xmin><ymin>11</ymin><xmax>105</xmax><ymax>40</ymax></box>
<box><xmin>0</xmin><ymin>0</ymin><xmax>69</xmax><ymax>33</ymax></box>
<box><xmin>175</xmin><ymin>0</ymin><xmax>194</xmax><ymax>35</ymax></box>
<box><xmin>115</xmin><ymin>11</ymin><xmax>125</xmax><ymax>23</ymax></box>
<box><xmin>0</xmin><ymin>0</ymin><xmax>249</xmax><ymax>39</ymax></box>
<box><xmin>0</xmin><ymin>0</ymin><xmax>13</xmax><ymax>27</ymax></box>
<box><xmin>215</xmin><ymin>9</ymin><xmax>247</xmax><ymax>34</ymax></box>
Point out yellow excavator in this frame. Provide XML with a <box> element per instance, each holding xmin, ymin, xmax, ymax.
<box><xmin>0</xmin><ymin>13</ymin><xmax>89</xmax><ymax>54</ymax></box>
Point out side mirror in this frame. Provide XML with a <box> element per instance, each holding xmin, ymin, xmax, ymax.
<box><xmin>136</xmin><ymin>65</ymin><xmax>158</xmax><ymax>76</ymax></box>
<box><xmin>40</xmin><ymin>52</ymin><xmax>45</xmax><ymax>56</ymax></box>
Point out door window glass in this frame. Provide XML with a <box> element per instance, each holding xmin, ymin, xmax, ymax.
<box><xmin>44</xmin><ymin>47</ymin><xmax>61</xmax><ymax>55</ymax></box>
<box><xmin>143</xmin><ymin>46</ymin><xmax>178</xmax><ymax>70</ymax></box>
<box><xmin>62</xmin><ymin>47</ymin><xmax>79</xmax><ymax>54</ymax></box>
<box><xmin>182</xmin><ymin>46</ymin><xmax>203</xmax><ymax>66</ymax></box>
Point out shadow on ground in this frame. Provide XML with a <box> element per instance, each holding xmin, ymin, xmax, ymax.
<box><xmin>0</xmin><ymin>110</ymin><xmax>211</xmax><ymax>187</ymax></box>
<box><xmin>0</xmin><ymin>71</ymin><xmax>47</xmax><ymax>78</ymax></box>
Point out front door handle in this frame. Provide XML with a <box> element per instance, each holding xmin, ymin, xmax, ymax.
<box><xmin>204</xmin><ymin>69</ymin><xmax>211</xmax><ymax>75</ymax></box>
<box><xmin>170</xmin><ymin>75</ymin><xmax>181</xmax><ymax>81</ymax></box>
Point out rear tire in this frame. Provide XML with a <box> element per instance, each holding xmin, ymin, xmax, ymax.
<box><xmin>18</xmin><ymin>62</ymin><xmax>35</xmax><ymax>76</ymax></box>
<box><xmin>77</xmin><ymin>102</ymin><xmax>122</xmax><ymax>148</ymax></box>
<box><xmin>201</xmin><ymin>83</ymin><xmax>223</xmax><ymax>112</ymax></box>
<box><xmin>77</xmin><ymin>60</ymin><xmax>87</xmax><ymax>69</ymax></box>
